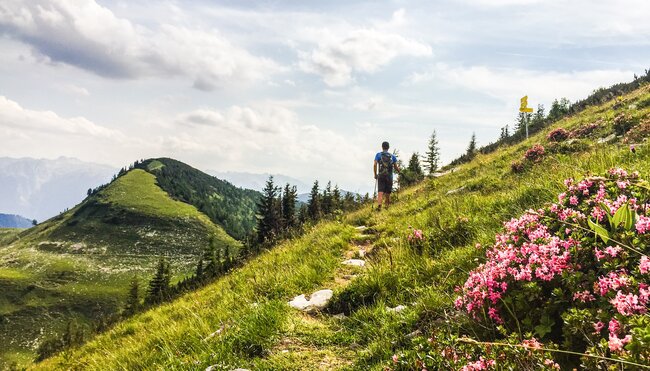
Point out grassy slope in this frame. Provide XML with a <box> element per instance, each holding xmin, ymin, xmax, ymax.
<box><xmin>36</xmin><ymin>84</ymin><xmax>650</xmax><ymax>370</ymax></box>
<box><xmin>0</xmin><ymin>169</ymin><xmax>239</xmax><ymax>367</ymax></box>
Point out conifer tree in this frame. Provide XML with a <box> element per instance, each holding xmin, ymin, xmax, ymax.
<box><xmin>204</xmin><ymin>236</ymin><xmax>220</xmax><ymax>276</ymax></box>
<box><xmin>146</xmin><ymin>257</ymin><xmax>171</xmax><ymax>304</ymax></box>
<box><xmin>424</xmin><ymin>130</ymin><xmax>440</xmax><ymax>175</ymax></box>
<box><xmin>332</xmin><ymin>185</ymin><xmax>342</xmax><ymax>212</ymax></box>
<box><xmin>124</xmin><ymin>275</ymin><xmax>141</xmax><ymax>316</ymax></box>
<box><xmin>322</xmin><ymin>181</ymin><xmax>333</xmax><ymax>215</ymax></box>
<box><xmin>281</xmin><ymin>184</ymin><xmax>298</xmax><ymax>231</ymax></box>
<box><xmin>466</xmin><ymin>132</ymin><xmax>477</xmax><ymax>159</ymax></box>
<box><xmin>307</xmin><ymin>180</ymin><xmax>321</xmax><ymax>221</ymax></box>
<box><xmin>256</xmin><ymin>176</ymin><xmax>281</xmax><ymax>244</ymax></box>
<box><xmin>298</xmin><ymin>204</ymin><xmax>309</xmax><ymax>225</ymax></box>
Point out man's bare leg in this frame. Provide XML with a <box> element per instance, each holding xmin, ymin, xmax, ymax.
<box><xmin>385</xmin><ymin>193</ymin><xmax>391</xmax><ymax>209</ymax></box>
<box><xmin>377</xmin><ymin>191</ymin><xmax>384</xmax><ymax>209</ymax></box>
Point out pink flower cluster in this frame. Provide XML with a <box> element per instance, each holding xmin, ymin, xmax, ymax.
<box><xmin>408</xmin><ymin>228</ymin><xmax>424</xmax><ymax>242</ymax></box>
<box><xmin>455</xmin><ymin>168</ymin><xmax>650</xmax><ymax>358</ymax></box>
<box><xmin>460</xmin><ymin>357</ymin><xmax>495</xmax><ymax>371</ymax></box>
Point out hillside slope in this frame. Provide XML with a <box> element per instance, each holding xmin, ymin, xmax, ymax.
<box><xmin>0</xmin><ymin>163</ymin><xmax>246</xmax><ymax>367</ymax></box>
<box><xmin>34</xmin><ymin>84</ymin><xmax>650</xmax><ymax>370</ymax></box>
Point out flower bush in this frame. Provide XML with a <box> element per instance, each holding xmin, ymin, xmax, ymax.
<box><xmin>407</xmin><ymin>226</ymin><xmax>425</xmax><ymax>255</ymax></box>
<box><xmin>455</xmin><ymin>169</ymin><xmax>650</xmax><ymax>368</ymax></box>
<box><xmin>524</xmin><ymin>144</ymin><xmax>545</xmax><ymax>162</ymax></box>
<box><xmin>613</xmin><ymin>113</ymin><xmax>636</xmax><ymax>135</ymax></box>
<box><xmin>387</xmin><ymin>331</ymin><xmax>561</xmax><ymax>370</ymax></box>
<box><xmin>547</xmin><ymin>128</ymin><xmax>569</xmax><ymax>142</ymax></box>
<box><xmin>624</xmin><ymin>118</ymin><xmax>650</xmax><ymax>144</ymax></box>
<box><xmin>510</xmin><ymin>160</ymin><xmax>525</xmax><ymax>174</ymax></box>
<box><xmin>570</xmin><ymin>121</ymin><xmax>602</xmax><ymax>138</ymax></box>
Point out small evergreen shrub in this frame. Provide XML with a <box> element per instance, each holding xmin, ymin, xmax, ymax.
<box><xmin>624</xmin><ymin>118</ymin><xmax>650</xmax><ymax>143</ymax></box>
<box><xmin>613</xmin><ymin>113</ymin><xmax>635</xmax><ymax>135</ymax></box>
<box><xmin>547</xmin><ymin>128</ymin><xmax>569</xmax><ymax>142</ymax></box>
<box><xmin>524</xmin><ymin>144</ymin><xmax>545</xmax><ymax>162</ymax></box>
<box><xmin>570</xmin><ymin>121</ymin><xmax>602</xmax><ymax>138</ymax></box>
<box><xmin>454</xmin><ymin>169</ymin><xmax>650</xmax><ymax>368</ymax></box>
<box><xmin>511</xmin><ymin>160</ymin><xmax>525</xmax><ymax>174</ymax></box>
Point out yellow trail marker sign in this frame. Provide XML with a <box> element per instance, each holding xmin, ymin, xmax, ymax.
<box><xmin>520</xmin><ymin>95</ymin><xmax>533</xmax><ymax>113</ymax></box>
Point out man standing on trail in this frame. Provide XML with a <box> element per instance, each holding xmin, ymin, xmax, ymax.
<box><xmin>374</xmin><ymin>141</ymin><xmax>400</xmax><ymax>211</ymax></box>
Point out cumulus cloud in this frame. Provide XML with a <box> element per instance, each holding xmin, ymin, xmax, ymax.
<box><xmin>0</xmin><ymin>0</ymin><xmax>281</xmax><ymax>90</ymax></box>
<box><xmin>408</xmin><ymin>64</ymin><xmax>635</xmax><ymax>107</ymax></box>
<box><xmin>298</xmin><ymin>20</ymin><xmax>432</xmax><ymax>86</ymax></box>
<box><xmin>0</xmin><ymin>95</ymin><xmax>121</xmax><ymax>138</ymax></box>
<box><xmin>172</xmin><ymin>104</ymin><xmax>368</xmax><ymax>181</ymax></box>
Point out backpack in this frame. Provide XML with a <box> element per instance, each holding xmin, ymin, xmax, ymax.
<box><xmin>377</xmin><ymin>152</ymin><xmax>393</xmax><ymax>177</ymax></box>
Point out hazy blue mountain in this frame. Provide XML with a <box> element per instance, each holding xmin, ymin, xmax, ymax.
<box><xmin>207</xmin><ymin>170</ymin><xmax>311</xmax><ymax>194</ymax></box>
<box><xmin>0</xmin><ymin>157</ymin><xmax>117</xmax><ymax>221</ymax></box>
<box><xmin>0</xmin><ymin>214</ymin><xmax>32</xmax><ymax>228</ymax></box>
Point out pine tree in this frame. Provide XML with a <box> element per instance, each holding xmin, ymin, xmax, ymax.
<box><xmin>203</xmin><ymin>237</ymin><xmax>219</xmax><ymax>277</ymax></box>
<box><xmin>423</xmin><ymin>130</ymin><xmax>440</xmax><ymax>175</ymax></box>
<box><xmin>332</xmin><ymin>185</ymin><xmax>342</xmax><ymax>212</ymax></box>
<box><xmin>124</xmin><ymin>275</ymin><xmax>141</xmax><ymax>316</ymax></box>
<box><xmin>298</xmin><ymin>204</ymin><xmax>309</xmax><ymax>225</ymax></box>
<box><xmin>281</xmin><ymin>184</ymin><xmax>298</xmax><ymax>231</ymax></box>
<box><xmin>307</xmin><ymin>180</ymin><xmax>321</xmax><ymax>221</ymax></box>
<box><xmin>401</xmin><ymin>152</ymin><xmax>425</xmax><ymax>186</ymax></box>
<box><xmin>499</xmin><ymin>125</ymin><xmax>510</xmax><ymax>141</ymax></box>
<box><xmin>321</xmin><ymin>181</ymin><xmax>333</xmax><ymax>215</ymax></box>
<box><xmin>256</xmin><ymin>176</ymin><xmax>281</xmax><ymax>244</ymax></box>
<box><xmin>466</xmin><ymin>133</ymin><xmax>477</xmax><ymax>159</ymax></box>
<box><xmin>146</xmin><ymin>257</ymin><xmax>171</xmax><ymax>304</ymax></box>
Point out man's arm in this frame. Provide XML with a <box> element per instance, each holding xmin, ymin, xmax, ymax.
<box><xmin>373</xmin><ymin>160</ymin><xmax>378</xmax><ymax>179</ymax></box>
<box><xmin>393</xmin><ymin>162</ymin><xmax>400</xmax><ymax>173</ymax></box>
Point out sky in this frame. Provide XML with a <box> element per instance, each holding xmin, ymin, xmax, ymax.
<box><xmin>1</xmin><ymin>0</ymin><xmax>649</xmax><ymax>193</ymax></box>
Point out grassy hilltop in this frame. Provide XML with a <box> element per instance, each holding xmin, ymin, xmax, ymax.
<box><xmin>32</xmin><ymin>83</ymin><xmax>650</xmax><ymax>370</ymax></box>
<box><xmin>0</xmin><ymin>159</ymin><xmax>258</xmax><ymax>367</ymax></box>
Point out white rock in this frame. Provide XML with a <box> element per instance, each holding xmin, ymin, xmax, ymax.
<box><xmin>308</xmin><ymin>289</ymin><xmax>334</xmax><ymax>309</ymax></box>
<box><xmin>342</xmin><ymin>259</ymin><xmax>365</xmax><ymax>267</ymax></box>
<box><xmin>358</xmin><ymin>249</ymin><xmax>366</xmax><ymax>258</ymax></box>
<box><xmin>332</xmin><ymin>313</ymin><xmax>347</xmax><ymax>319</ymax></box>
<box><xmin>288</xmin><ymin>294</ymin><xmax>311</xmax><ymax>311</ymax></box>
<box><xmin>446</xmin><ymin>186</ymin><xmax>466</xmax><ymax>195</ymax></box>
<box><xmin>288</xmin><ymin>289</ymin><xmax>333</xmax><ymax>312</ymax></box>
<box><xmin>354</xmin><ymin>225</ymin><xmax>367</xmax><ymax>231</ymax></box>
<box><xmin>597</xmin><ymin>133</ymin><xmax>617</xmax><ymax>144</ymax></box>
<box><xmin>387</xmin><ymin>305</ymin><xmax>407</xmax><ymax>313</ymax></box>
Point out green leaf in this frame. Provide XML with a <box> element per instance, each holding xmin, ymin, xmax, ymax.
<box><xmin>534</xmin><ymin>315</ymin><xmax>554</xmax><ymax>338</ymax></box>
<box><xmin>588</xmin><ymin>218</ymin><xmax>610</xmax><ymax>243</ymax></box>
<box><xmin>612</xmin><ymin>203</ymin><xmax>628</xmax><ymax>229</ymax></box>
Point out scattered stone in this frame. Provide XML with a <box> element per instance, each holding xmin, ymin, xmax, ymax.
<box><xmin>354</xmin><ymin>225</ymin><xmax>367</xmax><ymax>231</ymax></box>
<box><xmin>597</xmin><ymin>133</ymin><xmax>617</xmax><ymax>144</ymax></box>
<box><xmin>358</xmin><ymin>249</ymin><xmax>366</xmax><ymax>258</ymax></box>
<box><xmin>332</xmin><ymin>313</ymin><xmax>347</xmax><ymax>319</ymax></box>
<box><xmin>446</xmin><ymin>186</ymin><xmax>466</xmax><ymax>195</ymax></box>
<box><xmin>288</xmin><ymin>289</ymin><xmax>333</xmax><ymax>312</ymax></box>
<box><xmin>566</xmin><ymin>139</ymin><xmax>577</xmax><ymax>145</ymax></box>
<box><xmin>406</xmin><ymin>329</ymin><xmax>422</xmax><ymax>338</ymax></box>
<box><xmin>342</xmin><ymin>259</ymin><xmax>365</xmax><ymax>267</ymax></box>
<box><xmin>342</xmin><ymin>274</ymin><xmax>357</xmax><ymax>280</ymax></box>
<box><xmin>203</xmin><ymin>325</ymin><xmax>225</xmax><ymax>341</ymax></box>
<box><xmin>387</xmin><ymin>305</ymin><xmax>407</xmax><ymax>313</ymax></box>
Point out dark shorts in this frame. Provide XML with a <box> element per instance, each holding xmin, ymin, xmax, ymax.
<box><xmin>377</xmin><ymin>175</ymin><xmax>393</xmax><ymax>193</ymax></box>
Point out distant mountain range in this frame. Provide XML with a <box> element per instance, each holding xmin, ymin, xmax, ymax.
<box><xmin>0</xmin><ymin>213</ymin><xmax>32</xmax><ymax>228</ymax></box>
<box><xmin>208</xmin><ymin>170</ymin><xmax>311</xmax><ymax>194</ymax></box>
<box><xmin>0</xmin><ymin>157</ymin><xmax>117</xmax><ymax>221</ymax></box>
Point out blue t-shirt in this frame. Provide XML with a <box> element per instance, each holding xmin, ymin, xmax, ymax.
<box><xmin>375</xmin><ymin>151</ymin><xmax>397</xmax><ymax>179</ymax></box>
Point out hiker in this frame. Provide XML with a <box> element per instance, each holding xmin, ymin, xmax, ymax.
<box><xmin>373</xmin><ymin>141</ymin><xmax>400</xmax><ymax>210</ymax></box>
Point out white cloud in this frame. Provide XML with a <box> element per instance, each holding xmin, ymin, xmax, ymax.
<box><xmin>0</xmin><ymin>0</ymin><xmax>282</xmax><ymax>90</ymax></box>
<box><xmin>298</xmin><ymin>24</ymin><xmax>432</xmax><ymax>86</ymax></box>
<box><xmin>408</xmin><ymin>64</ymin><xmax>635</xmax><ymax>107</ymax></box>
<box><xmin>0</xmin><ymin>95</ymin><xmax>121</xmax><ymax>138</ymax></box>
<box><xmin>172</xmin><ymin>104</ymin><xmax>369</xmax><ymax>183</ymax></box>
